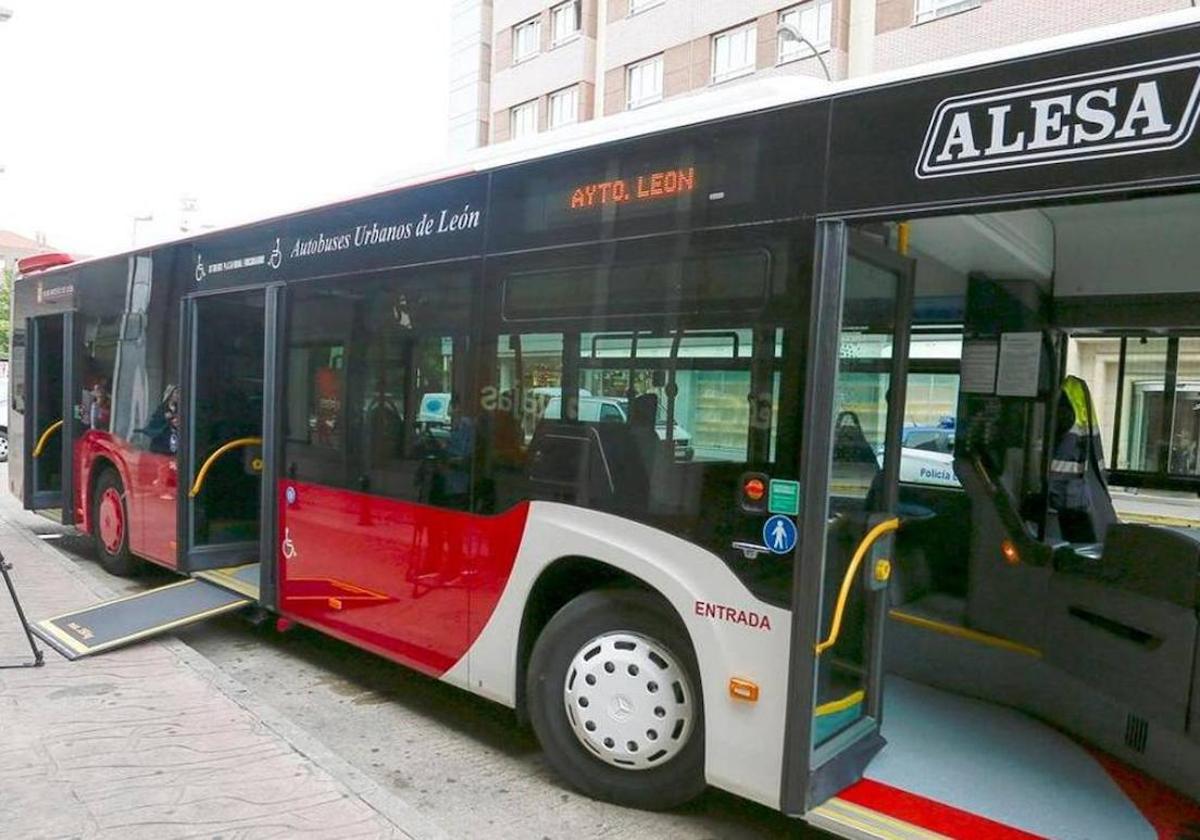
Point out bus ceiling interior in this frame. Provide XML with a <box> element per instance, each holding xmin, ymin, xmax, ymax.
<box><xmin>850</xmin><ymin>190</ymin><xmax>1200</xmax><ymax>802</ymax></box>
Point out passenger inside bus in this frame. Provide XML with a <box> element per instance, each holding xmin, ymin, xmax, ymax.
<box><xmin>143</xmin><ymin>384</ymin><xmax>180</xmax><ymax>454</ymax></box>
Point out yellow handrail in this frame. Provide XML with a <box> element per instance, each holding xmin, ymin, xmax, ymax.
<box><xmin>189</xmin><ymin>436</ymin><xmax>263</xmax><ymax>498</ymax></box>
<box><xmin>815</xmin><ymin>516</ymin><xmax>900</xmax><ymax>655</ymax></box>
<box><xmin>32</xmin><ymin>419</ymin><xmax>63</xmax><ymax>458</ymax></box>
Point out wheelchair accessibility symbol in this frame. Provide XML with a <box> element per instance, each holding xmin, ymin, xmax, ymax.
<box><xmin>763</xmin><ymin>515</ymin><xmax>797</xmax><ymax>555</ymax></box>
<box><xmin>281</xmin><ymin>528</ymin><xmax>297</xmax><ymax>560</ymax></box>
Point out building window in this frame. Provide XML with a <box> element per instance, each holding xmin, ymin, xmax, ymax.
<box><xmin>629</xmin><ymin>0</ymin><xmax>665</xmax><ymax>15</ymax></box>
<box><xmin>549</xmin><ymin>86</ymin><xmax>579</xmax><ymax>129</ymax></box>
<box><xmin>627</xmin><ymin>54</ymin><xmax>663</xmax><ymax>110</ymax></box>
<box><xmin>513</xmin><ymin>16</ymin><xmax>541</xmax><ymax>63</ymax></box>
<box><xmin>712</xmin><ymin>23</ymin><xmax>757</xmax><ymax>84</ymax></box>
<box><xmin>511</xmin><ymin>99</ymin><xmax>538</xmax><ymax>139</ymax></box>
<box><xmin>915</xmin><ymin>0</ymin><xmax>981</xmax><ymax>24</ymax></box>
<box><xmin>551</xmin><ymin>0</ymin><xmax>581</xmax><ymax>46</ymax></box>
<box><xmin>779</xmin><ymin>0</ymin><xmax>832</xmax><ymax>63</ymax></box>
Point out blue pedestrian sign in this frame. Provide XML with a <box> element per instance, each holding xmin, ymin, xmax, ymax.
<box><xmin>763</xmin><ymin>515</ymin><xmax>797</xmax><ymax>555</ymax></box>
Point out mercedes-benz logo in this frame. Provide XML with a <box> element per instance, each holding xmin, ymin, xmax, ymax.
<box><xmin>608</xmin><ymin>694</ymin><xmax>634</xmax><ymax>722</ymax></box>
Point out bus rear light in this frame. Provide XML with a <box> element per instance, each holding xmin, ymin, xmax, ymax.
<box><xmin>1001</xmin><ymin>540</ymin><xmax>1020</xmax><ymax>566</ymax></box>
<box><xmin>729</xmin><ymin>678</ymin><xmax>759</xmax><ymax>702</ymax></box>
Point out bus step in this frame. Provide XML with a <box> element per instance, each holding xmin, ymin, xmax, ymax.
<box><xmin>31</xmin><ymin>579</ymin><xmax>252</xmax><ymax>660</ymax></box>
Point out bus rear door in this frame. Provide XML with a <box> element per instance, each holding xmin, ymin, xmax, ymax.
<box><xmin>782</xmin><ymin>224</ymin><xmax>915</xmax><ymax>812</ymax></box>
<box><xmin>24</xmin><ymin>311</ymin><xmax>83</xmax><ymax>522</ymax></box>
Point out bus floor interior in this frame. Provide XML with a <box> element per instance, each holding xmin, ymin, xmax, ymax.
<box><xmin>842</xmin><ymin>192</ymin><xmax>1200</xmax><ymax>837</ymax></box>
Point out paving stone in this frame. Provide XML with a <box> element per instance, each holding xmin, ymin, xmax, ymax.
<box><xmin>0</xmin><ymin>503</ymin><xmax>433</xmax><ymax>840</ymax></box>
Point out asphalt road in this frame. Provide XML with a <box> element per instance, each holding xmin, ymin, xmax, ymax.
<box><xmin>24</xmin><ymin>510</ymin><xmax>821</xmax><ymax>838</ymax></box>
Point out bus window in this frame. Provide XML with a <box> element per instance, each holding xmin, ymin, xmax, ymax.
<box><xmin>1114</xmin><ymin>337</ymin><xmax>1170</xmax><ymax>473</ymax></box>
<box><xmin>80</xmin><ymin>316</ymin><xmax>120</xmax><ymax>433</ymax></box>
<box><xmin>284</xmin><ymin>267</ymin><xmax>474</xmax><ymax>507</ymax></box>
<box><xmin>477</xmin><ymin>226</ymin><xmax>806</xmax><ymax>606</ymax></box>
<box><xmin>488</xmin><ymin>332</ymin><xmax>567</xmax><ymax>446</ymax></box>
<box><xmin>899</xmin><ymin>332</ymin><xmax>962</xmax><ymax>488</ymax></box>
<box><xmin>1170</xmin><ymin>337</ymin><xmax>1200</xmax><ymax>476</ymax></box>
<box><xmin>287</xmin><ymin>344</ymin><xmax>345</xmax><ymax>451</ymax></box>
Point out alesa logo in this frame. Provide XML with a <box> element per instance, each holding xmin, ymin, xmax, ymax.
<box><xmin>916</xmin><ymin>54</ymin><xmax>1200</xmax><ymax>178</ymax></box>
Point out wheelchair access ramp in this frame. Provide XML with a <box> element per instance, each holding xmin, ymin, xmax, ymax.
<box><xmin>32</xmin><ymin>577</ymin><xmax>252</xmax><ymax>660</ymax></box>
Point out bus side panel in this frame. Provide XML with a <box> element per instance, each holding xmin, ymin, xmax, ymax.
<box><xmin>76</xmin><ymin>431</ymin><xmax>179</xmax><ymax>568</ymax></box>
<box><xmin>449</xmin><ymin>501</ymin><xmax>791</xmax><ymax>811</ymax></box>
<box><xmin>277</xmin><ymin>480</ymin><xmax>529</xmax><ymax>677</ymax></box>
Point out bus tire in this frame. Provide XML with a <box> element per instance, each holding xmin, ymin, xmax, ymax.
<box><xmin>92</xmin><ymin>470</ymin><xmax>140</xmax><ymax>577</ymax></box>
<box><xmin>526</xmin><ymin>588</ymin><xmax>705</xmax><ymax>810</ymax></box>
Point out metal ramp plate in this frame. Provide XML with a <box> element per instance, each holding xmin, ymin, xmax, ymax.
<box><xmin>192</xmin><ymin>563</ymin><xmax>261</xmax><ymax>599</ymax></box>
<box><xmin>32</xmin><ymin>579</ymin><xmax>251</xmax><ymax>660</ymax></box>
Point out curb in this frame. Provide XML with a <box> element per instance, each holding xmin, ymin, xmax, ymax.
<box><xmin>6</xmin><ymin>515</ymin><xmax>454</xmax><ymax>840</ymax></box>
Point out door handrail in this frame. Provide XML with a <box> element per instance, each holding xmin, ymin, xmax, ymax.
<box><xmin>32</xmin><ymin>420</ymin><xmax>63</xmax><ymax>458</ymax></box>
<box><xmin>815</xmin><ymin>516</ymin><xmax>899</xmax><ymax>655</ymax></box>
<box><xmin>189</xmin><ymin>436</ymin><xmax>263</xmax><ymax>498</ymax></box>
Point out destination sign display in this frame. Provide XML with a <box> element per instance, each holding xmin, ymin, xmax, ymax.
<box><xmin>568</xmin><ymin>167</ymin><xmax>698</xmax><ymax>210</ymax></box>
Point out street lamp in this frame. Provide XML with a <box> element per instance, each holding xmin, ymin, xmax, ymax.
<box><xmin>131</xmin><ymin>214</ymin><xmax>153</xmax><ymax>246</ymax></box>
<box><xmin>777</xmin><ymin>21</ymin><xmax>831</xmax><ymax>82</ymax></box>
<box><xmin>1</xmin><ymin>8</ymin><xmax>11</xmax><ymax>176</ymax></box>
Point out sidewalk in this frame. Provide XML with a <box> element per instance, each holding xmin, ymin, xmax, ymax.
<box><xmin>0</xmin><ymin>498</ymin><xmax>450</xmax><ymax>839</ymax></box>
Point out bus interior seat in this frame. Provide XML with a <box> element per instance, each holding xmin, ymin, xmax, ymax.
<box><xmin>833</xmin><ymin>411</ymin><xmax>879</xmax><ymax>472</ymax></box>
<box><xmin>1056</xmin><ymin>523</ymin><xmax>1200</xmax><ymax>610</ymax></box>
<box><xmin>1045</xmin><ymin>521</ymin><xmax>1200</xmax><ymax>734</ymax></box>
<box><xmin>527</xmin><ymin>422</ymin><xmax>595</xmax><ymax>506</ymax></box>
<box><xmin>955</xmin><ymin>454</ymin><xmax>1053</xmax><ymax>647</ymax></box>
<box><xmin>589</xmin><ymin>420</ymin><xmax>652</xmax><ymax>512</ymax></box>
<box><xmin>526</xmin><ymin>420</ymin><xmax>653</xmax><ymax>514</ymax></box>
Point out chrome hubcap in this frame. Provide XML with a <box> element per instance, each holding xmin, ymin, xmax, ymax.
<box><xmin>563</xmin><ymin>631</ymin><xmax>695</xmax><ymax>770</ymax></box>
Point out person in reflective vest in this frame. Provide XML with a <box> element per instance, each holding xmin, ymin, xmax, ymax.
<box><xmin>1048</xmin><ymin>375</ymin><xmax>1116</xmax><ymax>543</ymax></box>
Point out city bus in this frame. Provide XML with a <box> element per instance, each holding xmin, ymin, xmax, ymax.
<box><xmin>12</xmin><ymin>10</ymin><xmax>1200</xmax><ymax>837</ymax></box>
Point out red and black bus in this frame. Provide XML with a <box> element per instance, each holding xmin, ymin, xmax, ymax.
<box><xmin>13</xmin><ymin>11</ymin><xmax>1200</xmax><ymax>837</ymax></box>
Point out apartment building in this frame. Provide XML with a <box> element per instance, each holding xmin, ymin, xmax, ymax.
<box><xmin>448</xmin><ymin>0</ymin><xmax>1193</xmax><ymax>151</ymax></box>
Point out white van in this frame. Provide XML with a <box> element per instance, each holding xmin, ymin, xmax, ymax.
<box><xmin>543</xmin><ymin>394</ymin><xmax>694</xmax><ymax>461</ymax></box>
<box><xmin>0</xmin><ymin>373</ymin><xmax>8</xmax><ymax>463</ymax></box>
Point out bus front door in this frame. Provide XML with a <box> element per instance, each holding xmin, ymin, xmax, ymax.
<box><xmin>178</xmin><ymin>288</ymin><xmax>274</xmax><ymax>583</ymax></box>
<box><xmin>782</xmin><ymin>224</ymin><xmax>914</xmax><ymax>813</ymax></box>
<box><xmin>24</xmin><ymin>312</ymin><xmax>78</xmax><ymax>516</ymax></box>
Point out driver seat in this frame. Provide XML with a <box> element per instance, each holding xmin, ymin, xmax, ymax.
<box><xmin>1049</xmin><ymin>376</ymin><xmax>1117</xmax><ymax>553</ymax></box>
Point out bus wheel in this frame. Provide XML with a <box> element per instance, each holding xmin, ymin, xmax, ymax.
<box><xmin>527</xmin><ymin>588</ymin><xmax>705</xmax><ymax>810</ymax></box>
<box><xmin>92</xmin><ymin>471</ymin><xmax>140</xmax><ymax>577</ymax></box>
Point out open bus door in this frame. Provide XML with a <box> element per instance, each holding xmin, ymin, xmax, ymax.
<box><xmin>24</xmin><ymin>311</ymin><xmax>82</xmax><ymax>523</ymax></box>
<box><xmin>782</xmin><ymin>223</ymin><xmax>914</xmax><ymax>814</ymax></box>
<box><xmin>176</xmin><ymin>285</ymin><xmax>280</xmax><ymax>604</ymax></box>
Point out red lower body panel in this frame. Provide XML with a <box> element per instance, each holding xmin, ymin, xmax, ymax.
<box><xmin>277</xmin><ymin>480</ymin><xmax>527</xmax><ymax>677</ymax></box>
